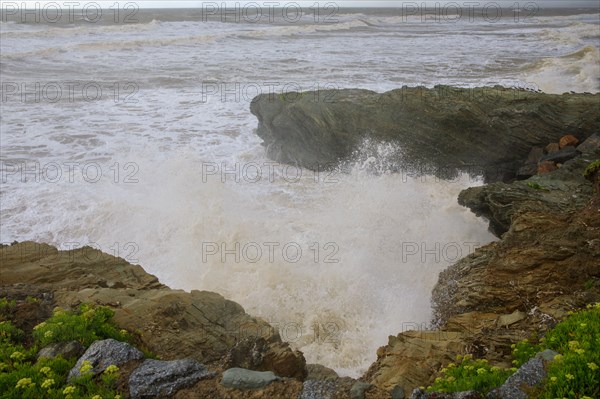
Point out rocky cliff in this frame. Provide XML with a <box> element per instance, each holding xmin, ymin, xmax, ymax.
<box><xmin>250</xmin><ymin>86</ymin><xmax>599</xmax><ymax>181</ymax></box>
<box><xmin>363</xmin><ymin>132</ymin><xmax>600</xmax><ymax>395</ymax></box>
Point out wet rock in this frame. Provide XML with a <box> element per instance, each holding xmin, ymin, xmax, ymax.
<box><xmin>299</xmin><ymin>380</ymin><xmax>338</xmax><ymax>399</ymax></box>
<box><xmin>68</xmin><ymin>339</ymin><xmax>144</xmax><ymax>380</ymax></box>
<box><xmin>38</xmin><ymin>341</ymin><xmax>85</xmax><ymax>360</ymax></box>
<box><xmin>350</xmin><ymin>381</ymin><xmax>373</xmax><ymax>399</ymax></box>
<box><xmin>390</xmin><ymin>385</ymin><xmax>405</xmax><ymax>399</ymax></box>
<box><xmin>250</xmin><ymin>86</ymin><xmax>599</xmax><ymax>182</ymax></box>
<box><xmin>223</xmin><ymin>336</ymin><xmax>307</xmax><ymax>379</ymax></box>
<box><xmin>306</xmin><ymin>364</ymin><xmax>339</xmax><ymax>381</ymax></box>
<box><xmin>577</xmin><ymin>133</ymin><xmax>600</xmax><ymax>154</ymax></box>
<box><xmin>220</xmin><ymin>367</ymin><xmax>281</xmax><ymax>390</ymax></box>
<box><xmin>540</xmin><ymin>145</ymin><xmax>578</xmax><ymax>163</ymax></box>
<box><xmin>526</xmin><ymin>146</ymin><xmax>544</xmax><ymax>164</ymax></box>
<box><xmin>559</xmin><ymin>134</ymin><xmax>579</xmax><ymax>149</ymax></box>
<box><xmin>129</xmin><ymin>358</ymin><xmax>215</xmax><ymax>399</ymax></box>
<box><xmin>544</xmin><ymin>142</ymin><xmax>560</xmax><ymax>154</ymax></box>
<box><xmin>537</xmin><ymin>160</ymin><xmax>558</xmax><ymax>174</ymax></box>
<box><xmin>516</xmin><ymin>163</ymin><xmax>538</xmax><ymax>179</ymax></box>
<box><xmin>487</xmin><ymin>350</ymin><xmax>558</xmax><ymax>399</ymax></box>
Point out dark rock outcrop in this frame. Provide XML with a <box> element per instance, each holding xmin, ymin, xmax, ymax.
<box><xmin>250</xmin><ymin>86</ymin><xmax>599</xmax><ymax>182</ymax></box>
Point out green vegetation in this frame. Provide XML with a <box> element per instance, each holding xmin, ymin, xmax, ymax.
<box><xmin>426</xmin><ymin>354</ymin><xmax>513</xmax><ymax>394</ymax></box>
<box><xmin>583</xmin><ymin>160</ymin><xmax>600</xmax><ymax>183</ymax></box>
<box><xmin>527</xmin><ymin>181</ymin><xmax>549</xmax><ymax>191</ymax></box>
<box><xmin>32</xmin><ymin>304</ymin><xmax>129</xmax><ymax>348</ymax></box>
<box><xmin>427</xmin><ymin>303</ymin><xmax>600</xmax><ymax>398</ymax></box>
<box><xmin>0</xmin><ymin>301</ymin><xmax>129</xmax><ymax>399</ymax></box>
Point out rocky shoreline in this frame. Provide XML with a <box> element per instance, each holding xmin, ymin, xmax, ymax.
<box><xmin>2</xmin><ymin>86</ymin><xmax>599</xmax><ymax>398</ymax></box>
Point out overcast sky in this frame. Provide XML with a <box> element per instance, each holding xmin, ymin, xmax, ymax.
<box><xmin>8</xmin><ymin>1</ymin><xmax>600</xmax><ymax>8</ymax></box>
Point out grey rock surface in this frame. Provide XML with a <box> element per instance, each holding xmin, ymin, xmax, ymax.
<box><xmin>220</xmin><ymin>367</ymin><xmax>281</xmax><ymax>390</ymax></box>
<box><xmin>129</xmin><ymin>358</ymin><xmax>214</xmax><ymax>399</ymax></box>
<box><xmin>299</xmin><ymin>380</ymin><xmax>338</xmax><ymax>399</ymax></box>
<box><xmin>38</xmin><ymin>340</ymin><xmax>85</xmax><ymax>360</ymax></box>
<box><xmin>68</xmin><ymin>338</ymin><xmax>144</xmax><ymax>380</ymax></box>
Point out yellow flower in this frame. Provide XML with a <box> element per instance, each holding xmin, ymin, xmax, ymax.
<box><xmin>479</xmin><ymin>359</ymin><xmax>488</xmax><ymax>364</ymax></box>
<box><xmin>441</xmin><ymin>368</ymin><xmax>448</xmax><ymax>374</ymax></box>
<box><xmin>512</xmin><ymin>360</ymin><xmax>519</xmax><ymax>365</ymax></box>
<box><xmin>580</xmin><ymin>323</ymin><xmax>587</xmax><ymax>327</ymax></box>
<box><xmin>10</xmin><ymin>351</ymin><xmax>25</xmax><ymax>362</ymax></box>
<box><xmin>91</xmin><ymin>395</ymin><xmax>102</xmax><ymax>399</ymax></box>
<box><xmin>476</xmin><ymin>368</ymin><xmax>487</xmax><ymax>375</ymax></box>
<box><xmin>44</xmin><ymin>330</ymin><xmax>53</xmax><ymax>339</ymax></box>
<box><xmin>588</xmin><ymin>362</ymin><xmax>598</xmax><ymax>371</ymax></box>
<box><xmin>39</xmin><ymin>366</ymin><xmax>52</xmax><ymax>376</ymax></box>
<box><xmin>463</xmin><ymin>354</ymin><xmax>473</xmax><ymax>361</ymax></box>
<box><xmin>15</xmin><ymin>378</ymin><xmax>35</xmax><ymax>389</ymax></box>
<box><xmin>550</xmin><ymin>376</ymin><xmax>557</xmax><ymax>382</ymax></box>
<box><xmin>120</xmin><ymin>329</ymin><xmax>128</xmax><ymax>336</ymax></box>
<box><xmin>575</xmin><ymin>348</ymin><xmax>585</xmax><ymax>355</ymax></box>
<box><xmin>568</xmin><ymin>340</ymin><xmax>579</xmax><ymax>350</ymax></box>
<box><xmin>63</xmin><ymin>385</ymin><xmax>76</xmax><ymax>395</ymax></box>
<box><xmin>565</xmin><ymin>374</ymin><xmax>574</xmax><ymax>380</ymax></box>
<box><xmin>79</xmin><ymin>360</ymin><xmax>93</xmax><ymax>374</ymax></box>
<box><xmin>104</xmin><ymin>364</ymin><xmax>120</xmax><ymax>375</ymax></box>
<box><xmin>456</xmin><ymin>354</ymin><xmax>463</xmax><ymax>361</ymax></box>
<box><xmin>33</xmin><ymin>322</ymin><xmax>46</xmax><ymax>330</ymax></box>
<box><xmin>52</xmin><ymin>307</ymin><xmax>64</xmax><ymax>315</ymax></box>
<box><xmin>41</xmin><ymin>378</ymin><xmax>55</xmax><ymax>389</ymax></box>
<box><xmin>491</xmin><ymin>366</ymin><xmax>500</xmax><ymax>372</ymax></box>
<box><xmin>510</xmin><ymin>367</ymin><xmax>518</xmax><ymax>372</ymax></box>
<box><xmin>114</xmin><ymin>395</ymin><xmax>122</xmax><ymax>399</ymax></box>
<box><xmin>510</xmin><ymin>344</ymin><xmax>516</xmax><ymax>349</ymax></box>
<box><xmin>435</xmin><ymin>377</ymin><xmax>442</xmax><ymax>383</ymax></box>
<box><xmin>582</xmin><ymin>396</ymin><xmax>593</xmax><ymax>399</ymax></box>
<box><xmin>447</xmin><ymin>376</ymin><xmax>455</xmax><ymax>382</ymax></box>
<box><xmin>447</xmin><ymin>362</ymin><xmax>456</xmax><ymax>368</ymax></box>
<box><xmin>553</xmin><ymin>354</ymin><xmax>563</xmax><ymax>361</ymax></box>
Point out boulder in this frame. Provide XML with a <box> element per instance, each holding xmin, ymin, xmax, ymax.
<box><xmin>250</xmin><ymin>86</ymin><xmax>599</xmax><ymax>182</ymax></box>
<box><xmin>540</xmin><ymin>145</ymin><xmax>578</xmax><ymax>163</ymax></box>
<box><xmin>350</xmin><ymin>381</ymin><xmax>373</xmax><ymax>399</ymax></box>
<box><xmin>305</xmin><ymin>364</ymin><xmax>339</xmax><ymax>381</ymax></box>
<box><xmin>577</xmin><ymin>133</ymin><xmax>600</xmax><ymax>154</ymax></box>
<box><xmin>220</xmin><ymin>367</ymin><xmax>281</xmax><ymax>390</ymax></box>
<box><xmin>223</xmin><ymin>336</ymin><xmax>307</xmax><ymax>379</ymax></box>
<box><xmin>390</xmin><ymin>385</ymin><xmax>406</xmax><ymax>399</ymax></box>
<box><xmin>68</xmin><ymin>339</ymin><xmax>144</xmax><ymax>380</ymax></box>
<box><xmin>129</xmin><ymin>358</ymin><xmax>215</xmax><ymax>399</ymax></box>
<box><xmin>559</xmin><ymin>134</ymin><xmax>579</xmax><ymax>149</ymax></box>
<box><xmin>487</xmin><ymin>350</ymin><xmax>558</xmax><ymax>399</ymax></box>
<box><xmin>38</xmin><ymin>341</ymin><xmax>85</xmax><ymax>360</ymax></box>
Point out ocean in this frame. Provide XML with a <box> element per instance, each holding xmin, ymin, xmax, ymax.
<box><xmin>1</xmin><ymin>4</ymin><xmax>598</xmax><ymax>377</ymax></box>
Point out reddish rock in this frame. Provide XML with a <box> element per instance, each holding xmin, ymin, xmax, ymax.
<box><xmin>559</xmin><ymin>134</ymin><xmax>579</xmax><ymax>149</ymax></box>
<box><xmin>537</xmin><ymin>161</ymin><xmax>557</xmax><ymax>174</ymax></box>
<box><xmin>544</xmin><ymin>143</ymin><xmax>560</xmax><ymax>154</ymax></box>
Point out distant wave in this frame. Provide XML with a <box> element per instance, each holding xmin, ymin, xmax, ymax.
<box><xmin>521</xmin><ymin>45</ymin><xmax>600</xmax><ymax>94</ymax></box>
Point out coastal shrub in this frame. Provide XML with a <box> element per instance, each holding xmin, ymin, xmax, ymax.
<box><xmin>534</xmin><ymin>303</ymin><xmax>600</xmax><ymax>399</ymax></box>
<box><xmin>427</xmin><ymin>303</ymin><xmax>599</xmax><ymax>397</ymax></box>
<box><xmin>426</xmin><ymin>354</ymin><xmax>513</xmax><ymax>394</ymax></box>
<box><xmin>0</xmin><ymin>304</ymin><xmax>127</xmax><ymax>398</ymax></box>
<box><xmin>32</xmin><ymin>304</ymin><xmax>129</xmax><ymax>348</ymax></box>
